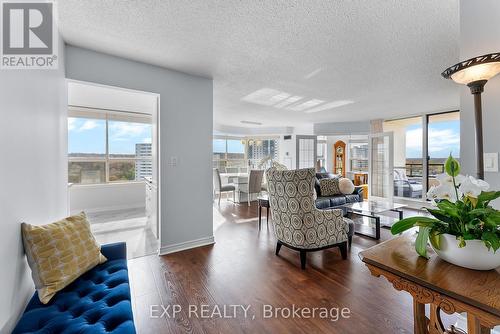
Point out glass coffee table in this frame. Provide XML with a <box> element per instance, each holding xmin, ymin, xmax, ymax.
<box><xmin>341</xmin><ymin>201</ymin><xmax>406</xmax><ymax>240</ymax></box>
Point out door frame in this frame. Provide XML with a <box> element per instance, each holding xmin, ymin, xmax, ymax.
<box><xmin>66</xmin><ymin>79</ymin><xmax>161</xmax><ymax>244</ymax></box>
<box><xmin>296</xmin><ymin>135</ymin><xmax>318</xmax><ymax>169</ymax></box>
<box><xmin>368</xmin><ymin>132</ymin><xmax>394</xmax><ymax>202</ymax></box>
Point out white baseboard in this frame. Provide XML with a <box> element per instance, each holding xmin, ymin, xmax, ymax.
<box><xmin>159</xmin><ymin>236</ymin><xmax>215</xmax><ymax>255</ymax></box>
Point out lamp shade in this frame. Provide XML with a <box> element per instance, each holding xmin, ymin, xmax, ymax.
<box><xmin>442</xmin><ymin>52</ymin><xmax>500</xmax><ymax>85</ymax></box>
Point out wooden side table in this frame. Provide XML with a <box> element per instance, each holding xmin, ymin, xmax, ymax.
<box><xmin>360</xmin><ymin>235</ymin><xmax>500</xmax><ymax>334</ymax></box>
<box><xmin>257</xmin><ymin>195</ymin><xmax>270</xmax><ymax>230</ymax></box>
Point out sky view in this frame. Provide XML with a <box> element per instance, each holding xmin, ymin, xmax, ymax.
<box><xmin>406</xmin><ymin>120</ymin><xmax>460</xmax><ymax>158</ymax></box>
<box><xmin>68</xmin><ymin>118</ymin><xmax>152</xmax><ymax>154</ymax></box>
<box><xmin>213</xmin><ymin>139</ymin><xmax>245</xmax><ymax>153</ymax></box>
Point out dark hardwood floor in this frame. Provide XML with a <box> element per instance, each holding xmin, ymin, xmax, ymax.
<box><xmin>128</xmin><ymin>201</ymin><xmax>451</xmax><ymax>334</ymax></box>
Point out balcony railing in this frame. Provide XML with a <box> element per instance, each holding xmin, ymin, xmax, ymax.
<box><xmin>404</xmin><ymin>163</ymin><xmax>445</xmax><ymax>178</ymax></box>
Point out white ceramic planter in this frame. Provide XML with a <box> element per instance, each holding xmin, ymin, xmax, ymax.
<box><xmin>431</xmin><ymin>234</ymin><xmax>500</xmax><ymax>271</ymax></box>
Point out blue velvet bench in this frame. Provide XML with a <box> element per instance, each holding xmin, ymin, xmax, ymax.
<box><xmin>13</xmin><ymin>242</ymin><xmax>136</xmax><ymax>334</ymax></box>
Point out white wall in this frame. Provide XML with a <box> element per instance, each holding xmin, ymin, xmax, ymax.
<box><xmin>459</xmin><ymin>0</ymin><xmax>500</xmax><ymax>208</ymax></box>
<box><xmin>278</xmin><ymin>135</ymin><xmax>297</xmax><ymax>169</ymax></box>
<box><xmin>68</xmin><ymin>81</ymin><xmax>158</xmax><ymax>115</ymax></box>
<box><xmin>69</xmin><ymin>183</ymin><xmax>146</xmax><ymax>214</ymax></box>
<box><xmin>65</xmin><ymin>45</ymin><xmax>214</xmax><ymax>253</ymax></box>
<box><xmin>0</xmin><ymin>41</ymin><xmax>67</xmax><ymax>332</ymax></box>
<box><xmin>314</xmin><ymin>120</ymin><xmax>370</xmax><ymax>136</ymax></box>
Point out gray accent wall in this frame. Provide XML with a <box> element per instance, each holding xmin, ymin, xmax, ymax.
<box><xmin>65</xmin><ymin>46</ymin><xmax>214</xmax><ymax>252</ymax></box>
<box><xmin>459</xmin><ymin>0</ymin><xmax>500</xmax><ymax>207</ymax></box>
<box><xmin>0</xmin><ymin>39</ymin><xmax>67</xmax><ymax>333</ymax></box>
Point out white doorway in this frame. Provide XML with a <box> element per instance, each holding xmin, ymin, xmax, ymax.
<box><xmin>296</xmin><ymin>135</ymin><xmax>318</xmax><ymax>169</ymax></box>
<box><xmin>368</xmin><ymin>132</ymin><xmax>394</xmax><ymax>202</ymax></box>
<box><xmin>67</xmin><ymin>80</ymin><xmax>160</xmax><ymax>259</ymax></box>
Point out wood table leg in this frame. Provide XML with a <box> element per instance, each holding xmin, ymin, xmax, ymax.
<box><xmin>429</xmin><ymin>304</ymin><xmax>445</xmax><ymax>334</ymax></box>
<box><xmin>413</xmin><ymin>299</ymin><xmax>427</xmax><ymax>334</ymax></box>
<box><xmin>467</xmin><ymin>313</ymin><xmax>481</xmax><ymax>334</ymax></box>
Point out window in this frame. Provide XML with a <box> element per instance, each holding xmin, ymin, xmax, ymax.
<box><xmin>427</xmin><ymin>112</ymin><xmax>460</xmax><ymax>181</ymax></box>
<box><xmin>247</xmin><ymin>138</ymin><xmax>279</xmax><ymax>168</ymax></box>
<box><xmin>296</xmin><ymin>136</ymin><xmax>317</xmax><ymax>169</ymax></box>
<box><xmin>383</xmin><ymin>111</ymin><xmax>460</xmax><ymax>201</ymax></box>
<box><xmin>68</xmin><ymin>108</ymin><xmax>152</xmax><ymax>184</ymax></box>
<box><xmin>212</xmin><ymin>137</ymin><xmax>279</xmax><ymax>171</ymax></box>
<box><xmin>317</xmin><ymin>136</ymin><xmax>327</xmax><ymax>171</ymax></box>
<box><xmin>349</xmin><ymin>141</ymin><xmax>368</xmax><ymax>172</ymax></box>
<box><xmin>384</xmin><ymin>116</ymin><xmax>423</xmax><ymax>199</ymax></box>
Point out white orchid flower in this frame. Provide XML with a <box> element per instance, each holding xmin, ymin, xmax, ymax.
<box><xmin>434</xmin><ymin>183</ymin><xmax>460</xmax><ymax>203</ymax></box>
<box><xmin>427</xmin><ymin>185</ymin><xmax>438</xmax><ymax>199</ymax></box>
<box><xmin>459</xmin><ymin>175</ymin><xmax>490</xmax><ymax>198</ymax></box>
<box><xmin>436</xmin><ymin>173</ymin><xmax>466</xmax><ymax>186</ymax></box>
<box><xmin>426</xmin><ymin>186</ymin><xmax>440</xmax><ymax>205</ymax></box>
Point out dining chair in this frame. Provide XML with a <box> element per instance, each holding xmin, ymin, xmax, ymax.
<box><xmin>239</xmin><ymin>169</ymin><xmax>264</xmax><ymax>206</ymax></box>
<box><xmin>213</xmin><ymin>169</ymin><xmax>235</xmax><ymax>206</ymax></box>
<box><xmin>224</xmin><ymin>167</ymin><xmax>239</xmax><ymax>173</ymax></box>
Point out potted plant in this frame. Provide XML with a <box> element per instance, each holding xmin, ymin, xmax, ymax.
<box><xmin>391</xmin><ymin>155</ymin><xmax>500</xmax><ymax>270</ymax></box>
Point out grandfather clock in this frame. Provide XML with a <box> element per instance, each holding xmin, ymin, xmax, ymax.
<box><xmin>333</xmin><ymin>141</ymin><xmax>346</xmax><ymax>177</ymax></box>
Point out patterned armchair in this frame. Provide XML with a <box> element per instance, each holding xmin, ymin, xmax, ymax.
<box><xmin>266</xmin><ymin>168</ymin><xmax>350</xmax><ymax>269</ymax></box>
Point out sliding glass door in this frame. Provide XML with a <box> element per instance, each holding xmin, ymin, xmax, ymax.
<box><xmin>383</xmin><ymin>111</ymin><xmax>460</xmax><ymax>202</ymax></box>
<box><xmin>427</xmin><ymin>111</ymin><xmax>460</xmax><ymax>188</ymax></box>
<box><xmin>368</xmin><ymin>132</ymin><xmax>394</xmax><ymax>201</ymax></box>
<box><xmin>383</xmin><ymin>117</ymin><xmax>424</xmax><ymax>199</ymax></box>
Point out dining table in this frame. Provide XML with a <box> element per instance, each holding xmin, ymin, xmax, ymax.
<box><xmin>219</xmin><ymin>172</ymin><xmax>250</xmax><ymax>203</ymax></box>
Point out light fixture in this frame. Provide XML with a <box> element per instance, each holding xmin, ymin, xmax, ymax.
<box><xmin>442</xmin><ymin>52</ymin><xmax>500</xmax><ymax>180</ymax></box>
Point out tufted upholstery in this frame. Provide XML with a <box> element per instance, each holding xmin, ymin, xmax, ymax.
<box><xmin>266</xmin><ymin>168</ymin><xmax>349</xmax><ymax>250</ymax></box>
<box><xmin>13</xmin><ymin>242</ymin><xmax>135</xmax><ymax>334</ymax></box>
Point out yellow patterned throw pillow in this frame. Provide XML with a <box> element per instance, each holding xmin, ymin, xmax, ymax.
<box><xmin>21</xmin><ymin>212</ymin><xmax>107</xmax><ymax>304</ymax></box>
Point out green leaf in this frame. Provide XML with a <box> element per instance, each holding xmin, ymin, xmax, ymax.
<box><xmin>484</xmin><ymin>216</ymin><xmax>500</xmax><ymax>228</ymax></box>
<box><xmin>477</xmin><ymin>191</ymin><xmax>500</xmax><ymax>207</ymax></box>
<box><xmin>426</xmin><ymin>208</ymin><xmax>455</xmax><ymax>225</ymax></box>
<box><xmin>391</xmin><ymin>217</ymin><xmax>440</xmax><ymax>235</ymax></box>
<box><xmin>481</xmin><ymin>231</ymin><xmax>500</xmax><ymax>252</ymax></box>
<box><xmin>445</xmin><ymin>154</ymin><xmax>460</xmax><ymax>177</ymax></box>
<box><xmin>429</xmin><ymin>230</ymin><xmax>441</xmax><ymax>250</ymax></box>
<box><xmin>436</xmin><ymin>200</ymin><xmax>460</xmax><ymax>218</ymax></box>
<box><xmin>415</xmin><ymin>226</ymin><xmax>431</xmax><ymax>258</ymax></box>
<box><xmin>469</xmin><ymin>208</ymin><xmax>496</xmax><ymax>217</ymax></box>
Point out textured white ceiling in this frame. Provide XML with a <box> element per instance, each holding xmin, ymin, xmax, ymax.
<box><xmin>57</xmin><ymin>0</ymin><xmax>460</xmax><ymax>129</ymax></box>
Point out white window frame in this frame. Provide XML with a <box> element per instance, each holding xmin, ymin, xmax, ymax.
<box><xmin>383</xmin><ymin>110</ymin><xmax>460</xmax><ymax>204</ymax></box>
<box><xmin>212</xmin><ymin>135</ymin><xmax>280</xmax><ymax>169</ymax></box>
<box><xmin>68</xmin><ymin>106</ymin><xmax>153</xmax><ymax>185</ymax></box>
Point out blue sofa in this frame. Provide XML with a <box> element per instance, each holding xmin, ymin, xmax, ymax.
<box><xmin>13</xmin><ymin>242</ymin><xmax>135</xmax><ymax>334</ymax></box>
<box><xmin>314</xmin><ymin>172</ymin><xmax>364</xmax><ymax>210</ymax></box>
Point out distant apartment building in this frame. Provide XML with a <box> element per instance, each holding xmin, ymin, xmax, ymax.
<box><xmin>135</xmin><ymin>143</ymin><xmax>152</xmax><ymax>180</ymax></box>
<box><xmin>247</xmin><ymin>139</ymin><xmax>278</xmax><ymax>167</ymax></box>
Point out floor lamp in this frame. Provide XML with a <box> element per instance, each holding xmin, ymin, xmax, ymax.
<box><xmin>442</xmin><ymin>53</ymin><xmax>500</xmax><ymax>180</ymax></box>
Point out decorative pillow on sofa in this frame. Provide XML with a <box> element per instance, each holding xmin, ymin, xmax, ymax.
<box><xmin>315</xmin><ymin>173</ymin><xmax>339</xmax><ymax>196</ymax></box>
<box><xmin>319</xmin><ymin>178</ymin><xmax>342</xmax><ymax>196</ymax></box>
<box><xmin>21</xmin><ymin>212</ymin><xmax>107</xmax><ymax>304</ymax></box>
<box><xmin>339</xmin><ymin>177</ymin><xmax>355</xmax><ymax>194</ymax></box>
